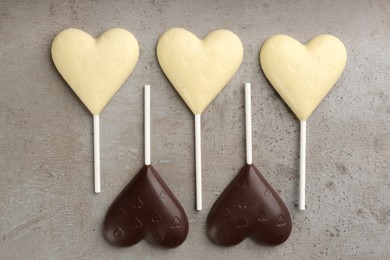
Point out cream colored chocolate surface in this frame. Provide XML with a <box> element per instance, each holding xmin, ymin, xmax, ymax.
<box><xmin>51</xmin><ymin>28</ymin><xmax>139</xmax><ymax>115</ymax></box>
<box><xmin>260</xmin><ymin>35</ymin><xmax>347</xmax><ymax>121</ymax></box>
<box><xmin>157</xmin><ymin>28</ymin><xmax>243</xmax><ymax>114</ymax></box>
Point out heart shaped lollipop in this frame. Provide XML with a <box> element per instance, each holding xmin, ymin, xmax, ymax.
<box><xmin>103</xmin><ymin>164</ymin><xmax>189</xmax><ymax>247</ymax></box>
<box><xmin>157</xmin><ymin>28</ymin><xmax>243</xmax><ymax>115</ymax></box>
<box><xmin>207</xmin><ymin>84</ymin><xmax>292</xmax><ymax>246</ymax></box>
<box><xmin>260</xmin><ymin>35</ymin><xmax>347</xmax><ymax>121</ymax></box>
<box><xmin>207</xmin><ymin>164</ymin><xmax>292</xmax><ymax>246</ymax></box>
<box><xmin>103</xmin><ymin>86</ymin><xmax>189</xmax><ymax>247</ymax></box>
<box><xmin>52</xmin><ymin>28</ymin><xmax>139</xmax><ymax>115</ymax></box>
<box><xmin>260</xmin><ymin>35</ymin><xmax>347</xmax><ymax>209</ymax></box>
<box><xmin>51</xmin><ymin>28</ymin><xmax>139</xmax><ymax>192</ymax></box>
<box><xmin>157</xmin><ymin>28</ymin><xmax>243</xmax><ymax>210</ymax></box>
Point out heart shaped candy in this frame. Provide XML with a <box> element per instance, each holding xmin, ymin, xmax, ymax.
<box><xmin>103</xmin><ymin>165</ymin><xmax>189</xmax><ymax>248</ymax></box>
<box><xmin>207</xmin><ymin>164</ymin><xmax>292</xmax><ymax>246</ymax></box>
<box><xmin>157</xmin><ymin>28</ymin><xmax>243</xmax><ymax>114</ymax></box>
<box><xmin>260</xmin><ymin>35</ymin><xmax>347</xmax><ymax>121</ymax></box>
<box><xmin>51</xmin><ymin>28</ymin><xmax>139</xmax><ymax>115</ymax></box>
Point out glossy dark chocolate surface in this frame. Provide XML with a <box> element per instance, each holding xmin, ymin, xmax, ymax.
<box><xmin>103</xmin><ymin>165</ymin><xmax>189</xmax><ymax>248</ymax></box>
<box><xmin>207</xmin><ymin>164</ymin><xmax>292</xmax><ymax>246</ymax></box>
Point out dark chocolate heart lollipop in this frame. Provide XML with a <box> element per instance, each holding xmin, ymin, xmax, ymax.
<box><xmin>207</xmin><ymin>164</ymin><xmax>292</xmax><ymax>246</ymax></box>
<box><xmin>103</xmin><ymin>85</ymin><xmax>188</xmax><ymax>248</ymax></box>
<box><xmin>206</xmin><ymin>83</ymin><xmax>292</xmax><ymax>246</ymax></box>
<box><xmin>104</xmin><ymin>165</ymin><xmax>189</xmax><ymax>247</ymax></box>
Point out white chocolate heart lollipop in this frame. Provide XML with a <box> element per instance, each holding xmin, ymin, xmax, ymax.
<box><xmin>260</xmin><ymin>35</ymin><xmax>347</xmax><ymax>210</ymax></box>
<box><xmin>157</xmin><ymin>28</ymin><xmax>243</xmax><ymax>210</ymax></box>
<box><xmin>51</xmin><ymin>28</ymin><xmax>139</xmax><ymax>193</ymax></box>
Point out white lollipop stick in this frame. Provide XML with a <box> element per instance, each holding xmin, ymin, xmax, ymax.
<box><xmin>299</xmin><ymin>120</ymin><xmax>306</xmax><ymax>210</ymax></box>
<box><xmin>145</xmin><ymin>85</ymin><xmax>151</xmax><ymax>165</ymax></box>
<box><xmin>195</xmin><ymin>114</ymin><xmax>202</xmax><ymax>211</ymax></box>
<box><xmin>93</xmin><ymin>114</ymin><xmax>101</xmax><ymax>193</ymax></box>
<box><xmin>245</xmin><ymin>83</ymin><xmax>252</xmax><ymax>165</ymax></box>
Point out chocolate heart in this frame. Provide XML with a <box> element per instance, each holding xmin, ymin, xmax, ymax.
<box><xmin>103</xmin><ymin>165</ymin><xmax>189</xmax><ymax>248</ymax></box>
<box><xmin>260</xmin><ymin>35</ymin><xmax>347</xmax><ymax>121</ymax></box>
<box><xmin>156</xmin><ymin>28</ymin><xmax>243</xmax><ymax>114</ymax></box>
<box><xmin>51</xmin><ymin>28</ymin><xmax>139</xmax><ymax>115</ymax></box>
<box><xmin>207</xmin><ymin>164</ymin><xmax>292</xmax><ymax>246</ymax></box>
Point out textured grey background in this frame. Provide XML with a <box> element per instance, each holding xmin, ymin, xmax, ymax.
<box><xmin>1</xmin><ymin>0</ymin><xmax>389</xmax><ymax>259</ymax></box>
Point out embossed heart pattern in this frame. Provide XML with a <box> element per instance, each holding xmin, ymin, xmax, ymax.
<box><xmin>104</xmin><ymin>165</ymin><xmax>189</xmax><ymax>248</ymax></box>
<box><xmin>51</xmin><ymin>28</ymin><xmax>139</xmax><ymax>115</ymax></box>
<box><xmin>260</xmin><ymin>34</ymin><xmax>347</xmax><ymax>121</ymax></box>
<box><xmin>157</xmin><ymin>28</ymin><xmax>243</xmax><ymax>115</ymax></box>
<box><xmin>207</xmin><ymin>164</ymin><xmax>292</xmax><ymax>246</ymax></box>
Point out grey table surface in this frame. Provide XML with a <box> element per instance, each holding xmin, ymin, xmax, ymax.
<box><xmin>1</xmin><ymin>0</ymin><xmax>389</xmax><ymax>259</ymax></box>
